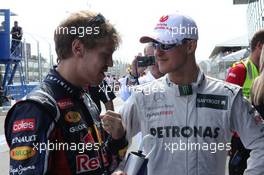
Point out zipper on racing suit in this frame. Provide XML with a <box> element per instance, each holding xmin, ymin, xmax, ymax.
<box><xmin>83</xmin><ymin>93</ymin><xmax>111</xmax><ymax>175</ymax></box>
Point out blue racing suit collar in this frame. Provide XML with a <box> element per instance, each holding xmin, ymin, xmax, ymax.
<box><xmin>44</xmin><ymin>67</ymin><xmax>84</xmax><ymax>99</ymax></box>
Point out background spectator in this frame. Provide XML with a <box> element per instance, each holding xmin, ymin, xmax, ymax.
<box><xmin>10</xmin><ymin>21</ymin><xmax>23</xmax><ymax>56</ymax></box>
<box><xmin>251</xmin><ymin>45</ymin><xmax>264</xmax><ymax>117</ymax></box>
<box><xmin>226</xmin><ymin>29</ymin><xmax>264</xmax><ymax>175</ymax></box>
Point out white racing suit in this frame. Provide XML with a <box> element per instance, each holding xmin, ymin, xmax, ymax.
<box><xmin>120</xmin><ymin>70</ymin><xmax>264</xmax><ymax>175</ymax></box>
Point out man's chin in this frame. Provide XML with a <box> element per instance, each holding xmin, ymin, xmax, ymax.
<box><xmin>159</xmin><ymin>68</ymin><xmax>169</xmax><ymax>74</ymax></box>
<box><xmin>95</xmin><ymin>77</ymin><xmax>105</xmax><ymax>85</ymax></box>
<box><xmin>87</xmin><ymin>73</ymin><xmax>105</xmax><ymax>85</ymax></box>
<box><xmin>99</xmin><ymin>73</ymin><xmax>105</xmax><ymax>82</ymax></box>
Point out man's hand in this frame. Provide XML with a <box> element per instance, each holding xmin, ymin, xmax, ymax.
<box><xmin>112</xmin><ymin>171</ymin><xmax>127</xmax><ymax>175</ymax></box>
<box><xmin>131</xmin><ymin>54</ymin><xmax>147</xmax><ymax>77</ymax></box>
<box><xmin>111</xmin><ymin>171</ymin><xmax>127</xmax><ymax>175</ymax></box>
<box><xmin>100</xmin><ymin>110</ymin><xmax>125</xmax><ymax>140</ymax></box>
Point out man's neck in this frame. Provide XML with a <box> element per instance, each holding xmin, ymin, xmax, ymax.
<box><xmin>151</xmin><ymin>70</ymin><xmax>163</xmax><ymax>79</ymax></box>
<box><xmin>56</xmin><ymin>59</ymin><xmax>82</xmax><ymax>87</ymax></box>
<box><xmin>168</xmin><ymin>63</ymin><xmax>199</xmax><ymax>85</ymax></box>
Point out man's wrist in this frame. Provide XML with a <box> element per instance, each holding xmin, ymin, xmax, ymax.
<box><xmin>111</xmin><ymin>131</ymin><xmax>128</xmax><ymax>149</ymax></box>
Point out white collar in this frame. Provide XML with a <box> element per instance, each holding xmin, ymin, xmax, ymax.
<box><xmin>164</xmin><ymin>69</ymin><xmax>205</xmax><ymax>96</ymax></box>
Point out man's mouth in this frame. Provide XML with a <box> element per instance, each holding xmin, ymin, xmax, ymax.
<box><xmin>157</xmin><ymin>58</ymin><xmax>168</xmax><ymax>62</ymax></box>
<box><xmin>156</xmin><ymin>56</ymin><xmax>168</xmax><ymax>62</ymax></box>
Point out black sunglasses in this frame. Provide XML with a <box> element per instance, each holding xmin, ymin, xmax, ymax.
<box><xmin>152</xmin><ymin>39</ymin><xmax>193</xmax><ymax>51</ymax></box>
<box><xmin>152</xmin><ymin>42</ymin><xmax>181</xmax><ymax>51</ymax></box>
<box><xmin>89</xmin><ymin>13</ymin><xmax>106</xmax><ymax>26</ymax></box>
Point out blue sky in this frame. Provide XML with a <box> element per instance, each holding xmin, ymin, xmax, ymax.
<box><xmin>2</xmin><ymin>0</ymin><xmax>248</xmax><ymax>63</ymax></box>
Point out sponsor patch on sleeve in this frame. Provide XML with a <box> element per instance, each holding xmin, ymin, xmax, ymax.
<box><xmin>10</xmin><ymin>165</ymin><xmax>36</xmax><ymax>174</ymax></box>
<box><xmin>12</xmin><ymin>119</ymin><xmax>35</xmax><ymax>133</ymax></box>
<box><xmin>10</xmin><ymin>146</ymin><xmax>36</xmax><ymax>160</ymax></box>
<box><xmin>12</xmin><ymin>135</ymin><xmax>37</xmax><ymax>144</ymax></box>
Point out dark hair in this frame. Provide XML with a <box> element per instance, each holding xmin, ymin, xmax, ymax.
<box><xmin>54</xmin><ymin>11</ymin><xmax>120</xmax><ymax>61</ymax></box>
<box><xmin>251</xmin><ymin>29</ymin><xmax>264</xmax><ymax>51</ymax></box>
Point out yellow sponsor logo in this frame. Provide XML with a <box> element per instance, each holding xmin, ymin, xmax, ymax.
<box><xmin>65</xmin><ymin>111</ymin><xmax>81</xmax><ymax>123</ymax></box>
<box><xmin>10</xmin><ymin>146</ymin><xmax>36</xmax><ymax>160</ymax></box>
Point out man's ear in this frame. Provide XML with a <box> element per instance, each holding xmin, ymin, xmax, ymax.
<box><xmin>72</xmin><ymin>39</ymin><xmax>85</xmax><ymax>58</ymax></box>
<box><xmin>186</xmin><ymin>40</ymin><xmax>197</xmax><ymax>55</ymax></box>
<box><xmin>256</xmin><ymin>41</ymin><xmax>263</xmax><ymax>51</ymax></box>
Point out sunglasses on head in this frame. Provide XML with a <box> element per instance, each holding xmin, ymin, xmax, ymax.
<box><xmin>89</xmin><ymin>13</ymin><xmax>106</xmax><ymax>26</ymax></box>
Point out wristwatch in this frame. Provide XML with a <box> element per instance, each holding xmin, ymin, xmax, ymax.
<box><xmin>126</xmin><ymin>74</ymin><xmax>139</xmax><ymax>86</ymax></box>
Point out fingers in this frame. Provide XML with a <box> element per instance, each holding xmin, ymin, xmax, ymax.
<box><xmin>131</xmin><ymin>57</ymin><xmax>138</xmax><ymax>76</ymax></box>
<box><xmin>102</xmin><ymin>113</ymin><xmax>121</xmax><ymax>122</ymax></box>
<box><xmin>111</xmin><ymin>171</ymin><xmax>127</xmax><ymax>175</ymax></box>
<box><xmin>101</xmin><ymin>115</ymin><xmax>121</xmax><ymax>132</ymax></box>
<box><xmin>105</xmin><ymin>110</ymin><xmax>121</xmax><ymax>119</ymax></box>
<box><xmin>100</xmin><ymin>112</ymin><xmax>125</xmax><ymax>139</ymax></box>
<box><xmin>102</xmin><ymin>121</ymin><xmax>111</xmax><ymax>134</ymax></box>
<box><xmin>101</xmin><ymin>115</ymin><xmax>116</xmax><ymax>133</ymax></box>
